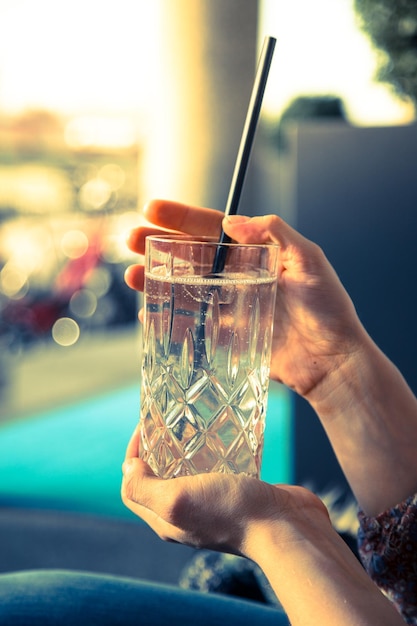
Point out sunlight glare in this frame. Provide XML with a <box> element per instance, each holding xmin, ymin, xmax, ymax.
<box><xmin>1</xmin><ymin>224</ymin><xmax>53</xmax><ymax>273</ymax></box>
<box><xmin>65</xmin><ymin>116</ymin><xmax>138</xmax><ymax>150</ymax></box>
<box><xmin>0</xmin><ymin>0</ymin><xmax>161</xmax><ymax>116</ymax></box>
<box><xmin>259</xmin><ymin>0</ymin><xmax>415</xmax><ymax>125</ymax></box>
<box><xmin>0</xmin><ymin>0</ymin><xmax>413</xmax><ymax>130</ymax></box>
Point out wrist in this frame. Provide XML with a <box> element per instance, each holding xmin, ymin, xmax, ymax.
<box><xmin>243</xmin><ymin>491</ymin><xmax>403</xmax><ymax>625</ymax></box>
<box><xmin>242</xmin><ymin>485</ymin><xmax>332</xmax><ymax>564</ymax></box>
<box><xmin>306</xmin><ymin>331</ymin><xmax>379</xmax><ymax>421</ymax></box>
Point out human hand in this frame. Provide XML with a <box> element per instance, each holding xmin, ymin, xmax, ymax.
<box><xmin>121</xmin><ymin>425</ymin><xmax>331</xmax><ymax>558</ymax></box>
<box><xmin>125</xmin><ymin>199</ymin><xmax>368</xmax><ymax>403</ymax></box>
<box><xmin>121</xmin><ymin>426</ymin><xmax>405</xmax><ymax>626</ymax></box>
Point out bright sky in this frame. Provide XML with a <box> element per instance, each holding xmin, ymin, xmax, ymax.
<box><xmin>0</xmin><ymin>0</ymin><xmax>161</xmax><ymax>116</ymax></box>
<box><xmin>0</xmin><ymin>0</ymin><xmax>414</xmax><ymax>126</ymax></box>
<box><xmin>259</xmin><ymin>0</ymin><xmax>415</xmax><ymax>125</ymax></box>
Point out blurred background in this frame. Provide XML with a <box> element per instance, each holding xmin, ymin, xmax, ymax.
<box><xmin>0</xmin><ymin>0</ymin><xmax>414</xmax><ymax>416</ymax></box>
<box><xmin>0</xmin><ymin>0</ymin><xmax>417</xmax><ymax>583</ymax></box>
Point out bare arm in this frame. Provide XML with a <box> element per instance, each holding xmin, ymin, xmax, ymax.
<box><xmin>309</xmin><ymin>336</ymin><xmax>417</xmax><ymax>516</ymax></box>
<box><xmin>249</xmin><ymin>506</ymin><xmax>405</xmax><ymax>626</ymax></box>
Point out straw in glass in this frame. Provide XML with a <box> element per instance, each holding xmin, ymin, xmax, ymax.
<box><xmin>211</xmin><ymin>35</ymin><xmax>276</xmax><ymax>274</ymax></box>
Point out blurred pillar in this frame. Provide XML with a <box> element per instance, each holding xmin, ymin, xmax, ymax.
<box><xmin>142</xmin><ymin>0</ymin><xmax>259</xmax><ymax>214</ymax></box>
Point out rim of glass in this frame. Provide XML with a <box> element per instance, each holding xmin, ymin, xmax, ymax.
<box><xmin>146</xmin><ymin>234</ymin><xmax>279</xmax><ymax>249</ymax></box>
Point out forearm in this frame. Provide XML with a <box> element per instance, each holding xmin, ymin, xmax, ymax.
<box><xmin>245</xmin><ymin>516</ymin><xmax>405</xmax><ymax>626</ymax></box>
<box><xmin>310</xmin><ymin>334</ymin><xmax>417</xmax><ymax>516</ymax></box>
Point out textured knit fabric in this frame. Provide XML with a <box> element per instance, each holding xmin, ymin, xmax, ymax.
<box><xmin>358</xmin><ymin>494</ymin><xmax>417</xmax><ymax>625</ymax></box>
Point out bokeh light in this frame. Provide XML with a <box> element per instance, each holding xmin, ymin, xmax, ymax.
<box><xmin>101</xmin><ymin>211</ymin><xmax>140</xmax><ymax>263</ymax></box>
<box><xmin>51</xmin><ymin>317</ymin><xmax>80</xmax><ymax>347</ymax></box>
<box><xmin>79</xmin><ymin>178</ymin><xmax>113</xmax><ymax>211</ymax></box>
<box><xmin>0</xmin><ymin>223</ymin><xmax>54</xmax><ymax>276</ymax></box>
<box><xmin>60</xmin><ymin>230</ymin><xmax>89</xmax><ymax>259</ymax></box>
<box><xmin>84</xmin><ymin>266</ymin><xmax>111</xmax><ymax>298</ymax></box>
<box><xmin>0</xmin><ymin>263</ymin><xmax>29</xmax><ymax>299</ymax></box>
<box><xmin>69</xmin><ymin>289</ymin><xmax>97</xmax><ymax>318</ymax></box>
<box><xmin>98</xmin><ymin>164</ymin><xmax>126</xmax><ymax>191</ymax></box>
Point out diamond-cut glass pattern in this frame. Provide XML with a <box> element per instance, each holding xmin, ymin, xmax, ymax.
<box><xmin>139</xmin><ymin>256</ymin><xmax>277</xmax><ymax>478</ymax></box>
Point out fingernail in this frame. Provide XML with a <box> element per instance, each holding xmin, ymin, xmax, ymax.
<box><xmin>224</xmin><ymin>215</ymin><xmax>250</xmax><ymax>224</ymax></box>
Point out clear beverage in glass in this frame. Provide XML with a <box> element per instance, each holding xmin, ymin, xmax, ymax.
<box><xmin>139</xmin><ymin>236</ymin><xmax>278</xmax><ymax>478</ymax></box>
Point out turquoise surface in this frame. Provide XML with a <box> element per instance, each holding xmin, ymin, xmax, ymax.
<box><xmin>0</xmin><ymin>382</ymin><xmax>293</xmax><ymax>519</ymax></box>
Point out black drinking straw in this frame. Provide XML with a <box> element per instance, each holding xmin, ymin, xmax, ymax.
<box><xmin>211</xmin><ymin>35</ymin><xmax>276</xmax><ymax>274</ymax></box>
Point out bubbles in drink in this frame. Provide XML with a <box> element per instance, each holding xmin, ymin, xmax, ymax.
<box><xmin>139</xmin><ymin>272</ymin><xmax>277</xmax><ymax>478</ymax></box>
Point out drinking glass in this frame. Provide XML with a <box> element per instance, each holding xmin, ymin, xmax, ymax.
<box><xmin>138</xmin><ymin>235</ymin><xmax>279</xmax><ymax>478</ymax></box>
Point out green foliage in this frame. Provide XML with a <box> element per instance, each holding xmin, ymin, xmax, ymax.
<box><xmin>354</xmin><ymin>0</ymin><xmax>417</xmax><ymax>103</ymax></box>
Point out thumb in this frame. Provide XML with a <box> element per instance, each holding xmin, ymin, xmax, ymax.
<box><xmin>222</xmin><ymin>214</ymin><xmax>276</xmax><ymax>245</ymax></box>
<box><xmin>122</xmin><ymin>457</ymin><xmax>156</xmax><ymax>505</ymax></box>
<box><xmin>223</xmin><ymin>213</ymin><xmax>315</xmax><ymax>251</ymax></box>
